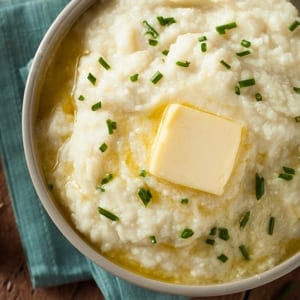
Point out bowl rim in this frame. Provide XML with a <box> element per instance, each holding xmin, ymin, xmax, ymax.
<box><xmin>22</xmin><ymin>0</ymin><xmax>300</xmax><ymax>297</ymax></box>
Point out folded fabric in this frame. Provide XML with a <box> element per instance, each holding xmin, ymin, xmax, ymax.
<box><xmin>0</xmin><ymin>0</ymin><xmax>188</xmax><ymax>299</ymax></box>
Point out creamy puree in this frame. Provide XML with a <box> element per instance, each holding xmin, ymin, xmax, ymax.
<box><xmin>37</xmin><ymin>0</ymin><xmax>300</xmax><ymax>284</ymax></box>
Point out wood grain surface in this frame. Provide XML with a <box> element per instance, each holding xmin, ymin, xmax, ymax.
<box><xmin>0</xmin><ymin>160</ymin><xmax>299</xmax><ymax>300</ymax></box>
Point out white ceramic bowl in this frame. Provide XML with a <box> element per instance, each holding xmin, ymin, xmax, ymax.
<box><xmin>22</xmin><ymin>0</ymin><xmax>300</xmax><ymax>297</ymax></box>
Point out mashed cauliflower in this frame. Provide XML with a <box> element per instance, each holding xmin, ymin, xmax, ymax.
<box><xmin>36</xmin><ymin>0</ymin><xmax>300</xmax><ymax>284</ymax></box>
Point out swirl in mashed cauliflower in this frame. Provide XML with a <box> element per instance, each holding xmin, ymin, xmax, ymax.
<box><xmin>36</xmin><ymin>0</ymin><xmax>300</xmax><ymax>284</ymax></box>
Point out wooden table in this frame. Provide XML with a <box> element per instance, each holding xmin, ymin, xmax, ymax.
<box><xmin>0</xmin><ymin>160</ymin><xmax>299</xmax><ymax>300</ymax></box>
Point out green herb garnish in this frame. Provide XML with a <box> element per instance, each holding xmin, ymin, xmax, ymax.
<box><xmin>278</xmin><ymin>173</ymin><xmax>293</xmax><ymax>181</ymax></box>
<box><xmin>162</xmin><ymin>49</ymin><xmax>169</xmax><ymax>56</ymax></box>
<box><xmin>201</xmin><ymin>43</ymin><xmax>207</xmax><ymax>52</ymax></box>
<box><xmin>282</xmin><ymin>166</ymin><xmax>295</xmax><ymax>175</ymax></box>
<box><xmin>97</xmin><ymin>173</ymin><xmax>113</xmax><ymax>192</ymax></box>
<box><xmin>289</xmin><ymin>20</ymin><xmax>300</xmax><ymax>32</ymax></box>
<box><xmin>157</xmin><ymin>16</ymin><xmax>176</xmax><ymax>26</ymax></box>
<box><xmin>78</xmin><ymin>95</ymin><xmax>85</xmax><ymax>101</ymax></box>
<box><xmin>143</xmin><ymin>20</ymin><xmax>159</xmax><ymax>38</ymax></box>
<box><xmin>235</xmin><ymin>85</ymin><xmax>241</xmax><ymax>95</ymax></box>
<box><xmin>236</xmin><ymin>50</ymin><xmax>251</xmax><ymax>57</ymax></box>
<box><xmin>106</xmin><ymin>119</ymin><xmax>117</xmax><ymax>135</ymax></box>
<box><xmin>268</xmin><ymin>216</ymin><xmax>275</xmax><ymax>235</ymax></box>
<box><xmin>256</xmin><ymin>173</ymin><xmax>265</xmax><ymax>200</ymax></box>
<box><xmin>151</xmin><ymin>71</ymin><xmax>163</xmax><ymax>84</ymax></box>
<box><xmin>240</xmin><ymin>211</ymin><xmax>250</xmax><ymax>229</ymax></box>
<box><xmin>241</xmin><ymin>39</ymin><xmax>251</xmax><ymax>48</ymax></box>
<box><xmin>149</xmin><ymin>235</ymin><xmax>157</xmax><ymax>244</ymax></box>
<box><xmin>176</xmin><ymin>61</ymin><xmax>191</xmax><ymax>68</ymax></box>
<box><xmin>87</xmin><ymin>73</ymin><xmax>96</xmax><ymax>85</ymax></box>
<box><xmin>138</xmin><ymin>187</ymin><xmax>152</xmax><ymax>207</ymax></box>
<box><xmin>217</xmin><ymin>254</ymin><xmax>228</xmax><ymax>263</ymax></box>
<box><xmin>98</xmin><ymin>57</ymin><xmax>111</xmax><ymax>70</ymax></box>
<box><xmin>139</xmin><ymin>170</ymin><xmax>147</xmax><ymax>177</ymax></box>
<box><xmin>255</xmin><ymin>93</ymin><xmax>263</xmax><ymax>101</ymax></box>
<box><xmin>99</xmin><ymin>143</ymin><xmax>108</xmax><ymax>153</ymax></box>
<box><xmin>205</xmin><ymin>238</ymin><xmax>215</xmax><ymax>245</ymax></box>
<box><xmin>239</xmin><ymin>78</ymin><xmax>256</xmax><ymax>88</ymax></box>
<box><xmin>181</xmin><ymin>198</ymin><xmax>189</xmax><ymax>204</ymax></box>
<box><xmin>239</xmin><ymin>245</ymin><xmax>250</xmax><ymax>260</ymax></box>
<box><xmin>218</xmin><ymin>228</ymin><xmax>230</xmax><ymax>241</ymax></box>
<box><xmin>216</xmin><ymin>22</ymin><xmax>237</xmax><ymax>34</ymax></box>
<box><xmin>180</xmin><ymin>228</ymin><xmax>194</xmax><ymax>239</ymax></box>
<box><xmin>293</xmin><ymin>87</ymin><xmax>300</xmax><ymax>94</ymax></box>
<box><xmin>295</xmin><ymin>116</ymin><xmax>300</xmax><ymax>122</ymax></box>
<box><xmin>91</xmin><ymin>101</ymin><xmax>102</xmax><ymax>111</ymax></box>
<box><xmin>98</xmin><ymin>207</ymin><xmax>119</xmax><ymax>221</ymax></box>
<box><xmin>130</xmin><ymin>73</ymin><xmax>139</xmax><ymax>82</ymax></box>
<box><xmin>220</xmin><ymin>60</ymin><xmax>231</xmax><ymax>69</ymax></box>
<box><xmin>148</xmin><ymin>39</ymin><xmax>158</xmax><ymax>46</ymax></box>
<box><xmin>198</xmin><ymin>36</ymin><xmax>207</xmax><ymax>42</ymax></box>
<box><xmin>209</xmin><ymin>227</ymin><xmax>217</xmax><ymax>236</ymax></box>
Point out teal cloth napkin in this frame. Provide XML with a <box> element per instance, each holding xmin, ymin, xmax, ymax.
<box><xmin>0</xmin><ymin>0</ymin><xmax>188</xmax><ymax>299</ymax></box>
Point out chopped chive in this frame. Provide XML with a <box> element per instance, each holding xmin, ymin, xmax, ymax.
<box><xmin>240</xmin><ymin>211</ymin><xmax>250</xmax><ymax>229</ymax></box>
<box><xmin>143</xmin><ymin>20</ymin><xmax>159</xmax><ymax>38</ymax></box>
<box><xmin>87</xmin><ymin>73</ymin><xmax>96</xmax><ymax>85</ymax></box>
<box><xmin>98</xmin><ymin>207</ymin><xmax>119</xmax><ymax>221</ymax></box>
<box><xmin>148</xmin><ymin>39</ymin><xmax>158</xmax><ymax>46</ymax></box>
<box><xmin>282</xmin><ymin>166</ymin><xmax>295</xmax><ymax>175</ymax></box>
<box><xmin>255</xmin><ymin>93</ymin><xmax>263</xmax><ymax>101</ymax></box>
<box><xmin>97</xmin><ymin>173</ymin><xmax>113</xmax><ymax>192</ymax></box>
<box><xmin>293</xmin><ymin>87</ymin><xmax>300</xmax><ymax>94</ymax></box>
<box><xmin>239</xmin><ymin>78</ymin><xmax>256</xmax><ymax>88</ymax></box>
<box><xmin>157</xmin><ymin>16</ymin><xmax>176</xmax><ymax>26</ymax></box>
<box><xmin>78</xmin><ymin>95</ymin><xmax>85</xmax><ymax>101</ymax></box>
<box><xmin>289</xmin><ymin>20</ymin><xmax>300</xmax><ymax>32</ymax></box>
<box><xmin>241</xmin><ymin>39</ymin><xmax>251</xmax><ymax>48</ymax></box>
<box><xmin>256</xmin><ymin>173</ymin><xmax>265</xmax><ymax>200</ymax></box>
<box><xmin>205</xmin><ymin>238</ymin><xmax>215</xmax><ymax>245</ymax></box>
<box><xmin>139</xmin><ymin>169</ymin><xmax>147</xmax><ymax>177</ymax></box>
<box><xmin>138</xmin><ymin>187</ymin><xmax>152</xmax><ymax>207</ymax></box>
<box><xmin>218</xmin><ymin>228</ymin><xmax>230</xmax><ymax>241</ymax></box>
<box><xmin>149</xmin><ymin>235</ymin><xmax>157</xmax><ymax>244</ymax></box>
<box><xmin>278</xmin><ymin>173</ymin><xmax>293</xmax><ymax>181</ymax></box>
<box><xmin>216</xmin><ymin>22</ymin><xmax>237</xmax><ymax>34</ymax></box>
<box><xmin>176</xmin><ymin>60</ymin><xmax>191</xmax><ymax>68</ymax></box>
<box><xmin>91</xmin><ymin>101</ymin><xmax>102</xmax><ymax>111</ymax></box>
<box><xmin>106</xmin><ymin>119</ymin><xmax>117</xmax><ymax>135</ymax></box>
<box><xmin>239</xmin><ymin>245</ymin><xmax>250</xmax><ymax>260</ymax></box>
<box><xmin>162</xmin><ymin>49</ymin><xmax>169</xmax><ymax>56</ymax></box>
<box><xmin>295</xmin><ymin>116</ymin><xmax>300</xmax><ymax>122</ymax></box>
<box><xmin>268</xmin><ymin>216</ymin><xmax>275</xmax><ymax>235</ymax></box>
<box><xmin>236</xmin><ymin>50</ymin><xmax>251</xmax><ymax>57</ymax></box>
<box><xmin>209</xmin><ymin>227</ymin><xmax>217</xmax><ymax>236</ymax></box>
<box><xmin>217</xmin><ymin>254</ymin><xmax>228</xmax><ymax>263</ymax></box>
<box><xmin>98</xmin><ymin>57</ymin><xmax>111</xmax><ymax>70</ymax></box>
<box><xmin>235</xmin><ymin>85</ymin><xmax>241</xmax><ymax>95</ymax></box>
<box><xmin>201</xmin><ymin>42</ymin><xmax>207</xmax><ymax>52</ymax></box>
<box><xmin>151</xmin><ymin>71</ymin><xmax>163</xmax><ymax>84</ymax></box>
<box><xmin>180</xmin><ymin>228</ymin><xmax>194</xmax><ymax>239</ymax></box>
<box><xmin>220</xmin><ymin>60</ymin><xmax>231</xmax><ymax>69</ymax></box>
<box><xmin>130</xmin><ymin>73</ymin><xmax>139</xmax><ymax>82</ymax></box>
<box><xmin>99</xmin><ymin>143</ymin><xmax>108</xmax><ymax>153</ymax></box>
<box><xmin>198</xmin><ymin>35</ymin><xmax>207</xmax><ymax>42</ymax></box>
<box><xmin>181</xmin><ymin>198</ymin><xmax>189</xmax><ymax>204</ymax></box>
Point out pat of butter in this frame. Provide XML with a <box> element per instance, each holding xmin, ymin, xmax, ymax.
<box><xmin>149</xmin><ymin>104</ymin><xmax>243</xmax><ymax>195</ymax></box>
